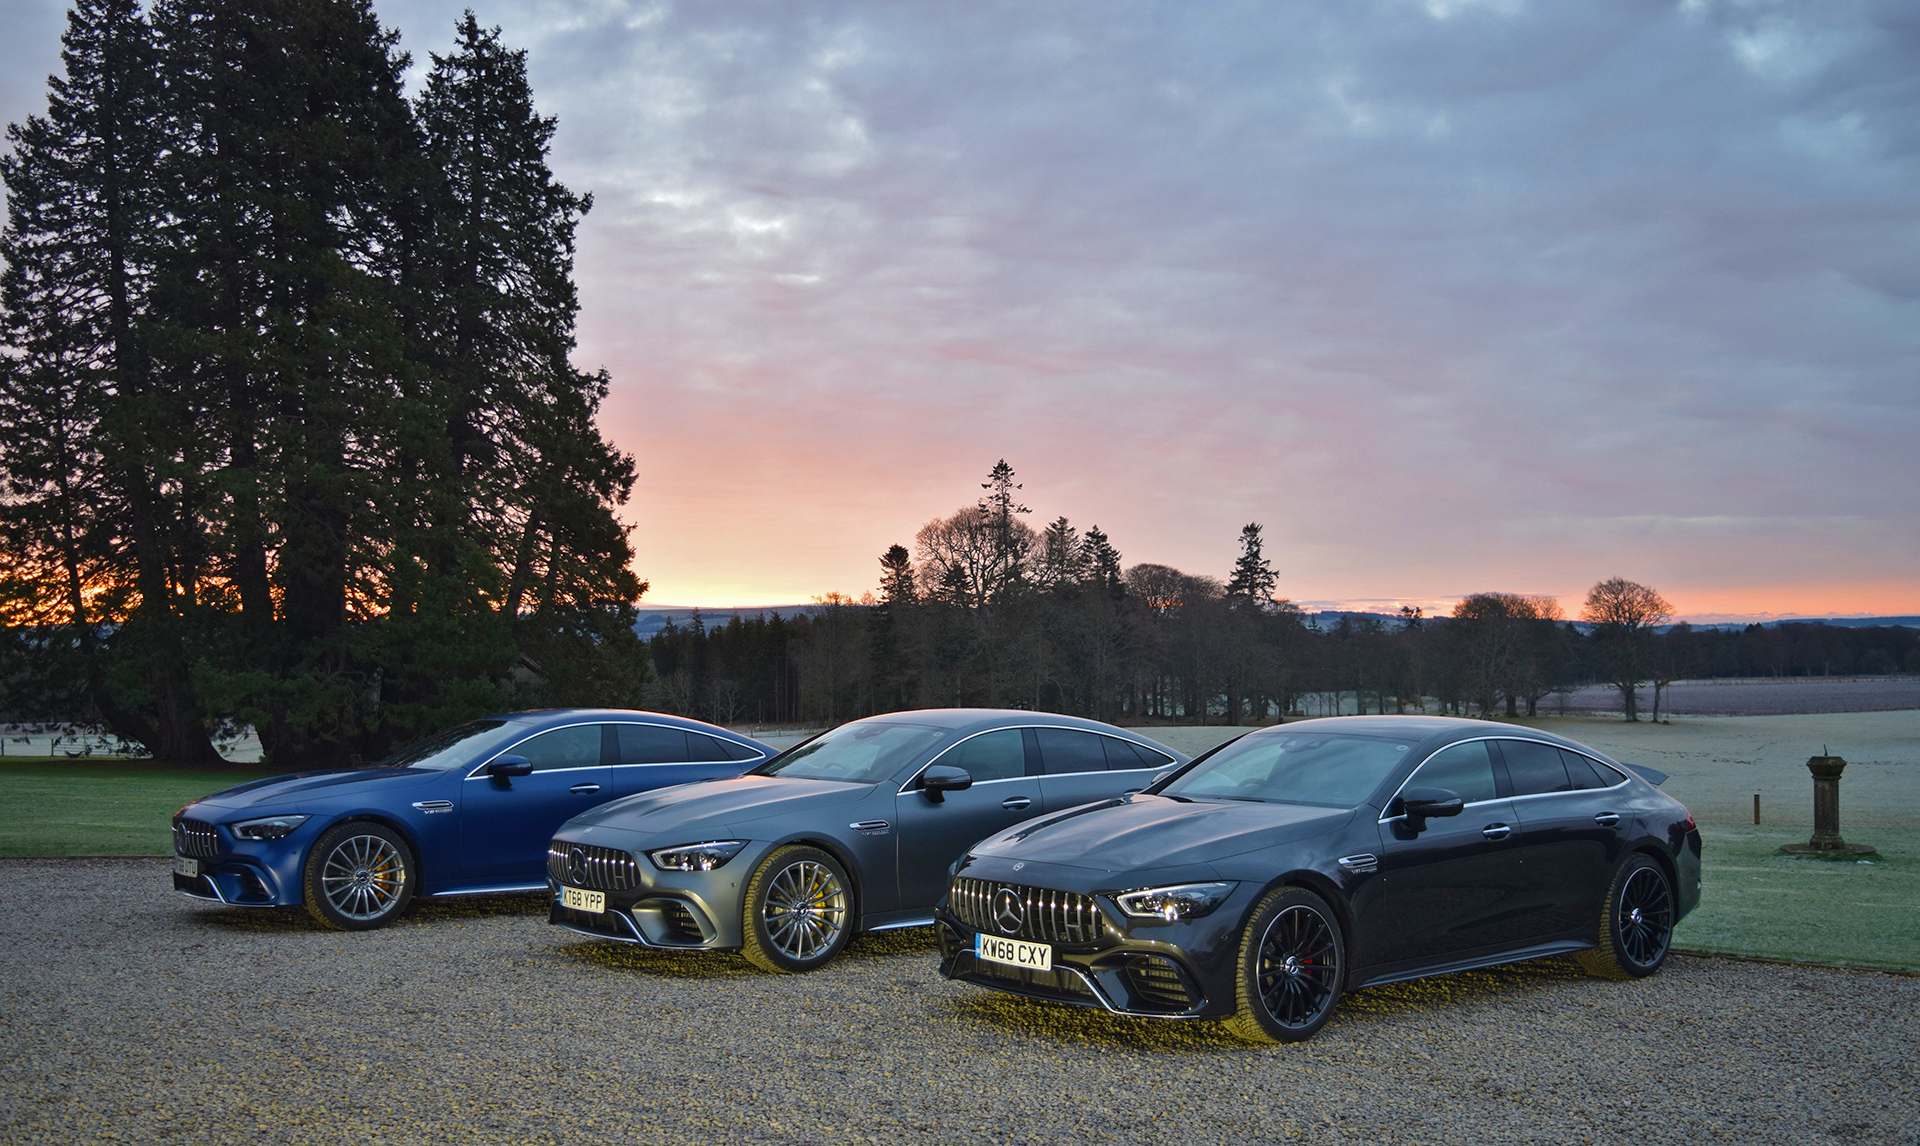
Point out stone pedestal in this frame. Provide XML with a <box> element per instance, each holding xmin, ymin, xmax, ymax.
<box><xmin>1779</xmin><ymin>754</ymin><xmax>1878</xmax><ymax>858</ymax></box>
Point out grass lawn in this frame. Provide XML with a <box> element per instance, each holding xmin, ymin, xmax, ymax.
<box><xmin>0</xmin><ymin>760</ymin><xmax>272</xmax><ymax>856</ymax></box>
<box><xmin>1675</xmin><ymin>823</ymin><xmax>1919</xmax><ymax>972</ymax></box>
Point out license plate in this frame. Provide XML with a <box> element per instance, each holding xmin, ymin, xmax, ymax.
<box><xmin>976</xmin><ymin>933</ymin><xmax>1052</xmax><ymax>972</ymax></box>
<box><xmin>173</xmin><ymin>855</ymin><xmax>200</xmax><ymax>878</ymax></box>
<box><xmin>560</xmin><ymin>885</ymin><xmax>605</xmax><ymax>913</ymax></box>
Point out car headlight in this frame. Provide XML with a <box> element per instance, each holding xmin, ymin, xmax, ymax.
<box><xmin>1114</xmin><ymin>881</ymin><xmax>1238</xmax><ymax>921</ymax></box>
<box><xmin>648</xmin><ymin>840</ymin><xmax>747</xmax><ymax>872</ymax></box>
<box><xmin>229</xmin><ymin>815</ymin><xmax>311</xmax><ymax>841</ymax></box>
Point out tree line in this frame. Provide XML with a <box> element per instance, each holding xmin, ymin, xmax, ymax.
<box><xmin>647</xmin><ymin>462</ymin><xmax>1919</xmax><ymax>729</ymax></box>
<box><xmin>0</xmin><ymin>0</ymin><xmax>647</xmax><ymax>767</ymax></box>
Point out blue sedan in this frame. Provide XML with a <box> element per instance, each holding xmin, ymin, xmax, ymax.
<box><xmin>171</xmin><ymin>709</ymin><xmax>771</xmax><ymax>930</ymax></box>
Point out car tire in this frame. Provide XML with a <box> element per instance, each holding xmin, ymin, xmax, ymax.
<box><xmin>1224</xmin><ymin>885</ymin><xmax>1345</xmax><ymax>1044</ymax></box>
<box><xmin>1576</xmin><ymin>851</ymin><xmax>1675</xmax><ymax>980</ymax></box>
<box><xmin>740</xmin><ymin>845</ymin><xmax>853</xmax><ymax>973</ymax></box>
<box><xmin>302</xmin><ymin>821</ymin><xmax>416</xmax><ymax>931</ymax></box>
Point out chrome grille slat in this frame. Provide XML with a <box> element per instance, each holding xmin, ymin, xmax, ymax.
<box><xmin>172</xmin><ymin>818</ymin><xmax>220</xmax><ymax>859</ymax></box>
<box><xmin>950</xmin><ymin>877</ymin><xmax>1105</xmax><ymax>945</ymax></box>
<box><xmin>547</xmin><ymin>841</ymin><xmax>640</xmax><ymax>892</ymax></box>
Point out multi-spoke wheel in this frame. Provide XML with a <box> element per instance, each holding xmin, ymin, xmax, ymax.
<box><xmin>1225</xmin><ymin>886</ymin><xmax>1345</xmax><ymax>1043</ymax></box>
<box><xmin>302</xmin><ymin>821</ymin><xmax>416</xmax><ymax>931</ymax></box>
<box><xmin>1577</xmin><ymin>852</ymin><xmax>1675</xmax><ymax>979</ymax></box>
<box><xmin>741</xmin><ymin>845</ymin><xmax>853</xmax><ymax>972</ymax></box>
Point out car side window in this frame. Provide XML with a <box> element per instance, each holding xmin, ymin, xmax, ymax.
<box><xmin>1034</xmin><ymin>728</ymin><xmax>1107</xmax><ymax>774</ymax></box>
<box><xmin>1499</xmin><ymin>740</ymin><xmax>1572</xmax><ymax>796</ymax></box>
<box><xmin>615</xmin><ymin>723</ymin><xmax>687</xmax><ymax>765</ymax></box>
<box><xmin>939</xmin><ymin>729</ymin><xmax>1027</xmax><ymax>782</ymax></box>
<box><xmin>1101</xmin><ymin>736</ymin><xmax>1169</xmax><ymax>771</ymax></box>
<box><xmin>685</xmin><ymin>732</ymin><xmax>739</xmax><ymax>763</ymax></box>
<box><xmin>1563</xmin><ymin>749</ymin><xmax>1625</xmax><ymax>788</ymax></box>
<box><xmin>507</xmin><ymin>724</ymin><xmax>603</xmax><ymax>771</ymax></box>
<box><xmin>1407</xmin><ymin>741</ymin><xmax>1499</xmax><ymax>805</ymax></box>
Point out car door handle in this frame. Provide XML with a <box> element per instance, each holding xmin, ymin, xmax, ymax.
<box><xmin>1482</xmin><ymin>823</ymin><xmax>1513</xmax><ymax>840</ymax></box>
<box><xmin>1595</xmin><ymin>812</ymin><xmax>1620</xmax><ymax>826</ymax></box>
<box><xmin>570</xmin><ymin>784</ymin><xmax>601</xmax><ymax>795</ymax></box>
<box><xmin>1001</xmin><ymin>797</ymin><xmax>1033</xmax><ymax>811</ymax></box>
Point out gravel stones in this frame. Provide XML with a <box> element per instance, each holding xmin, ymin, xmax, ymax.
<box><xmin>3</xmin><ymin>857</ymin><xmax>1916</xmax><ymax>1145</ymax></box>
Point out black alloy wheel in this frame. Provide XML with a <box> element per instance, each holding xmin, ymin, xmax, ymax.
<box><xmin>1577</xmin><ymin>852</ymin><xmax>1675</xmax><ymax>979</ymax></box>
<box><xmin>1226</xmin><ymin>886</ymin><xmax>1345</xmax><ymax>1043</ymax></box>
<box><xmin>302</xmin><ymin>821</ymin><xmax>417</xmax><ymax>931</ymax></box>
<box><xmin>740</xmin><ymin>845</ymin><xmax>854</xmax><ymax>973</ymax></box>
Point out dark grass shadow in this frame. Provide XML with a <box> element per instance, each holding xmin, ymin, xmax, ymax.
<box><xmin>944</xmin><ymin>955</ymin><xmax>1594</xmax><ymax>1052</ymax></box>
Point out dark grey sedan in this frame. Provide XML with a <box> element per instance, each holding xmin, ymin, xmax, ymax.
<box><xmin>544</xmin><ymin>710</ymin><xmax>1188</xmax><ymax>971</ymax></box>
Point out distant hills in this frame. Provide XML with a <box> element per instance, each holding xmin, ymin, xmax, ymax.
<box><xmin>634</xmin><ymin>604</ymin><xmax>1919</xmax><ymax>638</ymax></box>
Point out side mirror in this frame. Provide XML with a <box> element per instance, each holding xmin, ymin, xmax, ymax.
<box><xmin>1396</xmin><ymin>785</ymin><xmax>1464</xmax><ymax>830</ymax></box>
<box><xmin>487</xmin><ymin>756</ymin><xmax>533</xmax><ymax>787</ymax></box>
<box><xmin>920</xmin><ymin>765</ymin><xmax>973</xmax><ymax>803</ymax></box>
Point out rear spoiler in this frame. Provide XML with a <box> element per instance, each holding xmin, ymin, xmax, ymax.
<box><xmin>1624</xmin><ymin>763</ymin><xmax>1668</xmax><ymax>787</ymax></box>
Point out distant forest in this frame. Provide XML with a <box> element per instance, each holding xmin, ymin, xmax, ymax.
<box><xmin>647</xmin><ymin>462</ymin><xmax>1920</xmax><ymax>729</ymax></box>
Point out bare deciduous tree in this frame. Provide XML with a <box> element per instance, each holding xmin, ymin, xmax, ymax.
<box><xmin>1581</xmin><ymin>577</ymin><xmax>1673</xmax><ymax>721</ymax></box>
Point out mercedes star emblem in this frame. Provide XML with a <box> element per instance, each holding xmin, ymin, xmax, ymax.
<box><xmin>992</xmin><ymin>887</ymin><xmax>1025</xmax><ymax>935</ymax></box>
<box><xmin>567</xmin><ymin>845</ymin><xmax>588</xmax><ymax>884</ymax></box>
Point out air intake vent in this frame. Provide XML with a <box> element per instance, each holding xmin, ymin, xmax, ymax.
<box><xmin>1124</xmin><ymin>954</ymin><xmax>1196</xmax><ymax>1011</ymax></box>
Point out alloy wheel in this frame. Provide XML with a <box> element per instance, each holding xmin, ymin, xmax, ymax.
<box><xmin>761</xmin><ymin>860</ymin><xmax>847</xmax><ymax>962</ymax></box>
<box><xmin>319</xmin><ymin>833</ymin><xmax>407</xmax><ymax>921</ymax></box>
<box><xmin>1254</xmin><ymin>904</ymin><xmax>1341</xmax><ymax>1030</ymax></box>
<box><xmin>1616</xmin><ymin>865</ymin><xmax>1673</xmax><ymax>968</ymax></box>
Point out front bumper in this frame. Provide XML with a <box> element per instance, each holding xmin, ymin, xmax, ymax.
<box><xmin>933</xmin><ymin>866</ymin><xmax>1247</xmax><ymax>1020</ymax></box>
<box><xmin>170</xmin><ymin>817</ymin><xmax>304</xmax><ymax>907</ymax></box>
<box><xmin>543</xmin><ymin>837</ymin><xmax>778</xmax><ymax>950</ymax></box>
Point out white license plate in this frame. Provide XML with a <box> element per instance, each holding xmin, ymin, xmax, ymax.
<box><xmin>976</xmin><ymin>933</ymin><xmax>1052</xmax><ymax>972</ymax></box>
<box><xmin>560</xmin><ymin>885</ymin><xmax>605</xmax><ymax>913</ymax></box>
<box><xmin>173</xmin><ymin>855</ymin><xmax>200</xmax><ymax>878</ymax></box>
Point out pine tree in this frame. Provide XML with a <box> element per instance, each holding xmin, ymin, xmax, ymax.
<box><xmin>1225</xmin><ymin>522</ymin><xmax>1277</xmax><ymax>611</ymax></box>
<box><xmin>0</xmin><ymin>0</ymin><xmax>224</xmax><ymax>759</ymax></box>
<box><xmin>976</xmin><ymin>459</ymin><xmax>1031</xmax><ymax>600</ymax></box>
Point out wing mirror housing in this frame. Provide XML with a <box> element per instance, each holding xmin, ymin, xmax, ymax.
<box><xmin>1396</xmin><ymin>786</ymin><xmax>1464</xmax><ymax>831</ymax></box>
<box><xmin>487</xmin><ymin>756</ymin><xmax>533</xmax><ymax>787</ymax></box>
<box><xmin>920</xmin><ymin>765</ymin><xmax>973</xmax><ymax>803</ymax></box>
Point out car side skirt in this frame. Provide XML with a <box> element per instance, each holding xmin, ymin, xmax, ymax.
<box><xmin>1348</xmin><ymin>938</ymin><xmax>1593</xmax><ymax>991</ymax></box>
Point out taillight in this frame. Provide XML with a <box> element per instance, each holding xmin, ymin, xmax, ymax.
<box><xmin>1682</xmin><ymin>814</ymin><xmax>1697</xmax><ymax>834</ymax></box>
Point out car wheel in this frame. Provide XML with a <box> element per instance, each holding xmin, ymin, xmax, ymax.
<box><xmin>1224</xmin><ymin>885</ymin><xmax>1345</xmax><ymax>1044</ymax></box>
<box><xmin>740</xmin><ymin>845</ymin><xmax>853</xmax><ymax>973</ymax></box>
<box><xmin>1577</xmin><ymin>852</ymin><xmax>1674</xmax><ymax>979</ymax></box>
<box><xmin>302</xmin><ymin>821</ymin><xmax>416</xmax><ymax>931</ymax></box>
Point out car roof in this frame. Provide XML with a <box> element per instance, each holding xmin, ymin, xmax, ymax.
<box><xmin>1238</xmin><ymin>714</ymin><xmax>1628</xmax><ymax>769</ymax></box>
<box><xmin>857</xmin><ymin>707</ymin><xmax>1173</xmax><ymax>741</ymax></box>
<box><xmin>479</xmin><ymin>708</ymin><xmax>768</xmax><ymax>744</ymax></box>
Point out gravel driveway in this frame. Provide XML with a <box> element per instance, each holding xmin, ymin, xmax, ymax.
<box><xmin>3</xmin><ymin>858</ymin><xmax>1915</xmax><ymax>1146</ymax></box>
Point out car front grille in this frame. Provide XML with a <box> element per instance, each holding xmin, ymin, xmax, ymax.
<box><xmin>547</xmin><ymin>842</ymin><xmax>641</xmax><ymax>891</ymax></box>
<box><xmin>173</xmin><ymin>818</ymin><xmax>220</xmax><ymax>859</ymax></box>
<box><xmin>950</xmin><ymin>877</ymin><xmax>1109</xmax><ymax>946</ymax></box>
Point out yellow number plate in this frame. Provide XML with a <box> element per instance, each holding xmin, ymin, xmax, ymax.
<box><xmin>560</xmin><ymin>885</ymin><xmax>605</xmax><ymax>913</ymax></box>
<box><xmin>976</xmin><ymin>933</ymin><xmax>1052</xmax><ymax>971</ymax></box>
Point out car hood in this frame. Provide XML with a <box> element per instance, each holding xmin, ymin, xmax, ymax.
<box><xmin>189</xmin><ymin>768</ymin><xmax>439</xmax><ymax>811</ymax></box>
<box><xmin>561</xmin><ymin>775</ymin><xmax>875</xmax><ymax>839</ymax></box>
<box><xmin>973</xmin><ymin>794</ymin><xmax>1355</xmax><ymax>871</ymax></box>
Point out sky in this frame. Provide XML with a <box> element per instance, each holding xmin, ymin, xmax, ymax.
<box><xmin>4</xmin><ymin>0</ymin><xmax>1917</xmax><ymax>621</ymax></box>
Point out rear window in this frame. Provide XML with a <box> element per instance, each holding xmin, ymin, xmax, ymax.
<box><xmin>1035</xmin><ymin>728</ymin><xmax>1107</xmax><ymax>774</ymax></box>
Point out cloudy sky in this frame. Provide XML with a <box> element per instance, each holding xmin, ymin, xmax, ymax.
<box><xmin>5</xmin><ymin>0</ymin><xmax>1916</xmax><ymax>619</ymax></box>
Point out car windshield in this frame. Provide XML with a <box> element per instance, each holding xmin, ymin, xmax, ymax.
<box><xmin>758</xmin><ymin>721</ymin><xmax>950</xmax><ymax>784</ymax></box>
<box><xmin>375</xmin><ymin>719</ymin><xmax>519</xmax><ymax>771</ymax></box>
<box><xmin>1160</xmin><ymin>732</ymin><xmax>1411</xmax><ymax>807</ymax></box>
